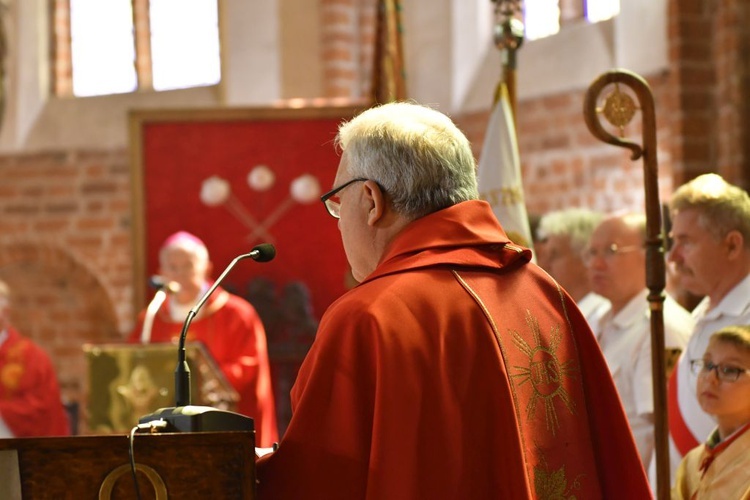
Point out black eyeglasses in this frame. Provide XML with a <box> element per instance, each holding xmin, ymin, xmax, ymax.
<box><xmin>690</xmin><ymin>359</ymin><xmax>750</xmax><ymax>382</ymax></box>
<box><xmin>581</xmin><ymin>243</ymin><xmax>643</xmax><ymax>263</ymax></box>
<box><xmin>320</xmin><ymin>178</ymin><xmax>369</xmax><ymax>219</ymax></box>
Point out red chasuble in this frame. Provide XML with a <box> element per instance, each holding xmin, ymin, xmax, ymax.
<box><xmin>0</xmin><ymin>328</ymin><xmax>70</xmax><ymax>437</ymax></box>
<box><xmin>128</xmin><ymin>288</ymin><xmax>278</xmax><ymax>447</ymax></box>
<box><xmin>256</xmin><ymin>200</ymin><xmax>650</xmax><ymax>499</ymax></box>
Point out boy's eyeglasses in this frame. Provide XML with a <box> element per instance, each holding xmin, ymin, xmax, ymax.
<box><xmin>690</xmin><ymin>359</ymin><xmax>750</xmax><ymax>382</ymax></box>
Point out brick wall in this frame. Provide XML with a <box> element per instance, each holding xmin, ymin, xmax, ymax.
<box><xmin>667</xmin><ymin>0</ymin><xmax>750</xmax><ymax>187</ymax></box>
<box><xmin>456</xmin><ymin>0</ymin><xmax>750</xmax><ymax>213</ymax></box>
<box><xmin>712</xmin><ymin>0</ymin><xmax>749</xmax><ymax>186</ymax></box>
<box><xmin>0</xmin><ymin>150</ymin><xmax>134</xmax><ymax>430</ymax></box>
<box><xmin>320</xmin><ymin>0</ymin><xmax>376</xmax><ymax>98</ymax></box>
<box><xmin>456</xmin><ymin>71</ymin><xmax>678</xmax><ymax>217</ymax></box>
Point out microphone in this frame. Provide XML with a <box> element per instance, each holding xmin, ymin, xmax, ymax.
<box><xmin>139</xmin><ymin>276</ymin><xmax>181</xmax><ymax>343</ymax></box>
<box><xmin>149</xmin><ymin>275</ymin><xmax>181</xmax><ymax>294</ymax></box>
<box><xmin>248</xmin><ymin>243</ymin><xmax>276</xmax><ymax>263</ymax></box>
<box><xmin>138</xmin><ymin>243</ymin><xmax>276</xmax><ymax>432</ymax></box>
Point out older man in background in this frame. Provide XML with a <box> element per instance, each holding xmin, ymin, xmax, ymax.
<box><xmin>536</xmin><ymin>207</ymin><xmax>610</xmax><ymax>332</ymax></box>
<box><xmin>585</xmin><ymin>212</ymin><xmax>693</xmax><ymax>472</ymax></box>
<box><xmin>665</xmin><ymin>173</ymin><xmax>750</xmax><ymax>483</ymax></box>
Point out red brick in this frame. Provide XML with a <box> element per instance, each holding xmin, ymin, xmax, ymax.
<box><xmin>4</xmin><ymin>204</ymin><xmax>40</xmax><ymax>215</ymax></box>
<box><xmin>80</xmin><ymin>181</ymin><xmax>118</xmax><ymax>194</ymax></box>
<box><xmin>321</xmin><ymin>9</ymin><xmax>353</xmax><ymax>26</ymax></box>
<box><xmin>322</xmin><ymin>47</ymin><xmax>354</xmax><ymax>62</ymax></box>
<box><xmin>44</xmin><ymin>202</ymin><xmax>79</xmax><ymax>214</ymax></box>
<box><xmin>33</xmin><ymin>219</ymin><xmax>71</xmax><ymax>232</ymax></box>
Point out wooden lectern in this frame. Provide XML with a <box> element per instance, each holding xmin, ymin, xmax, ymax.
<box><xmin>0</xmin><ymin>431</ymin><xmax>255</xmax><ymax>499</ymax></box>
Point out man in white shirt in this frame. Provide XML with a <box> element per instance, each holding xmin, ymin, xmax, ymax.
<box><xmin>536</xmin><ymin>208</ymin><xmax>610</xmax><ymax>332</ymax></box>
<box><xmin>585</xmin><ymin>212</ymin><xmax>693</xmax><ymax>472</ymax></box>
<box><xmin>664</xmin><ymin>173</ymin><xmax>750</xmax><ymax>483</ymax></box>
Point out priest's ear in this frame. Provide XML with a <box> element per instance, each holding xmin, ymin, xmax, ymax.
<box><xmin>364</xmin><ymin>180</ymin><xmax>386</xmax><ymax>226</ymax></box>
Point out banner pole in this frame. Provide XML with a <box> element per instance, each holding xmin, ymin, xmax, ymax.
<box><xmin>491</xmin><ymin>0</ymin><xmax>524</xmax><ymax>125</ymax></box>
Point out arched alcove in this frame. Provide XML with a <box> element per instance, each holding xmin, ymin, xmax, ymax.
<box><xmin>0</xmin><ymin>241</ymin><xmax>120</xmax><ymax>432</ymax></box>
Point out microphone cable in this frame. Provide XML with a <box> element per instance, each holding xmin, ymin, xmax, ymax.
<box><xmin>128</xmin><ymin>424</ymin><xmax>143</xmax><ymax>500</ymax></box>
<box><xmin>128</xmin><ymin>419</ymin><xmax>168</xmax><ymax>500</ymax></box>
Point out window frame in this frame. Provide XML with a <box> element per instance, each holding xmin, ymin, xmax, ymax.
<box><xmin>52</xmin><ymin>0</ymin><xmax>223</xmax><ymax>98</ymax></box>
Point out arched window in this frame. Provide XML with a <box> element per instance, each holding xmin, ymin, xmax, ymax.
<box><xmin>524</xmin><ymin>0</ymin><xmax>620</xmax><ymax>41</ymax></box>
<box><xmin>53</xmin><ymin>0</ymin><xmax>221</xmax><ymax>97</ymax></box>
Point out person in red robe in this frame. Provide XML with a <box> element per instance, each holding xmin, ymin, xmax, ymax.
<box><xmin>127</xmin><ymin>231</ymin><xmax>278</xmax><ymax>447</ymax></box>
<box><xmin>0</xmin><ymin>279</ymin><xmax>69</xmax><ymax>438</ymax></box>
<box><xmin>255</xmin><ymin>102</ymin><xmax>651</xmax><ymax>498</ymax></box>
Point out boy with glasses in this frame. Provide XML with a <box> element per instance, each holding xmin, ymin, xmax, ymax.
<box><xmin>672</xmin><ymin>325</ymin><xmax>750</xmax><ymax>499</ymax></box>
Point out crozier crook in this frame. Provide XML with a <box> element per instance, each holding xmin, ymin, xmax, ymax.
<box><xmin>583</xmin><ymin>69</ymin><xmax>670</xmax><ymax>500</ymax></box>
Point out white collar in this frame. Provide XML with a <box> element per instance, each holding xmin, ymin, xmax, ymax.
<box><xmin>608</xmin><ymin>289</ymin><xmax>650</xmax><ymax>329</ymax></box>
<box><xmin>696</xmin><ymin>273</ymin><xmax>750</xmax><ymax>321</ymax></box>
<box><xmin>168</xmin><ymin>283</ymin><xmax>209</xmax><ymax>322</ymax></box>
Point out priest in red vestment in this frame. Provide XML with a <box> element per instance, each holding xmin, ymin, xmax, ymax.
<box><xmin>127</xmin><ymin>231</ymin><xmax>278</xmax><ymax>447</ymax></box>
<box><xmin>255</xmin><ymin>102</ymin><xmax>651</xmax><ymax>499</ymax></box>
<box><xmin>0</xmin><ymin>279</ymin><xmax>69</xmax><ymax>438</ymax></box>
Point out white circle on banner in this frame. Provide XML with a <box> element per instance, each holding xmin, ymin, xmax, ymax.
<box><xmin>200</xmin><ymin>176</ymin><xmax>230</xmax><ymax>206</ymax></box>
<box><xmin>248</xmin><ymin>165</ymin><xmax>275</xmax><ymax>191</ymax></box>
<box><xmin>290</xmin><ymin>174</ymin><xmax>321</xmax><ymax>204</ymax></box>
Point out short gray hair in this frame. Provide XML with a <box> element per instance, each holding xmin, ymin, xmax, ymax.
<box><xmin>620</xmin><ymin>212</ymin><xmax>647</xmax><ymax>242</ymax></box>
<box><xmin>336</xmin><ymin>102</ymin><xmax>479</xmax><ymax>219</ymax></box>
<box><xmin>670</xmin><ymin>173</ymin><xmax>750</xmax><ymax>246</ymax></box>
<box><xmin>537</xmin><ymin>208</ymin><xmax>604</xmax><ymax>253</ymax></box>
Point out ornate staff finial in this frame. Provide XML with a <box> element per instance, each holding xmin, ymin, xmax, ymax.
<box><xmin>583</xmin><ymin>70</ymin><xmax>655</xmax><ymax>161</ymax></box>
<box><xmin>599</xmin><ymin>83</ymin><xmax>640</xmax><ymax>137</ymax></box>
<box><xmin>492</xmin><ymin>0</ymin><xmax>524</xmax><ymax>71</ymax></box>
<box><xmin>490</xmin><ymin>0</ymin><xmax>524</xmax><ymax>119</ymax></box>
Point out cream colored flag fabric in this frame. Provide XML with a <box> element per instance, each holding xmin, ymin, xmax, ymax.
<box><xmin>477</xmin><ymin>83</ymin><xmax>534</xmax><ymax>252</ymax></box>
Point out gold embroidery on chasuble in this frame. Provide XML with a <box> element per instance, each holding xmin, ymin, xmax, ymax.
<box><xmin>534</xmin><ymin>461</ymin><xmax>583</xmax><ymax>500</ymax></box>
<box><xmin>452</xmin><ymin>271</ymin><xmax>584</xmax><ymax>500</ymax></box>
<box><xmin>1</xmin><ymin>340</ymin><xmax>28</xmax><ymax>392</ymax></box>
<box><xmin>0</xmin><ymin>362</ymin><xmax>24</xmax><ymax>391</ymax></box>
<box><xmin>509</xmin><ymin>311</ymin><xmax>577</xmax><ymax>435</ymax></box>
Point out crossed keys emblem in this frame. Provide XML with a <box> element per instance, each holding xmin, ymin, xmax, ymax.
<box><xmin>200</xmin><ymin>165</ymin><xmax>321</xmax><ymax>245</ymax></box>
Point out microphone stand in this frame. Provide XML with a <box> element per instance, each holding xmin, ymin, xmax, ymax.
<box><xmin>140</xmin><ymin>244</ymin><xmax>275</xmax><ymax>433</ymax></box>
<box><xmin>175</xmin><ymin>251</ymin><xmax>257</xmax><ymax>407</ymax></box>
<box><xmin>140</xmin><ymin>280</ymin><xmax>179</xmax><ymax>344</ymax></box>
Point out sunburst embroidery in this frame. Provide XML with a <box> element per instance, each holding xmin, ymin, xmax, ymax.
<box><xmin>510</xmin><ymin>310</ymin><xmax>578</xmax><ymax>435</ymax></box>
